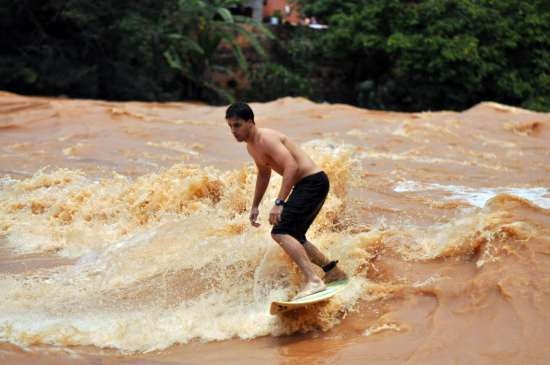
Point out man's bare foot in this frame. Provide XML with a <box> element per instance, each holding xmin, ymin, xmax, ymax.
<box><xmin>324</xmin><ymin>267</ymin><xmax>348</xmax><ymax>283</ymax></box>
<box><xmin>293</xmin><ymin>280</ymin><xmax>326</xmax><ymax>300</ymax></box>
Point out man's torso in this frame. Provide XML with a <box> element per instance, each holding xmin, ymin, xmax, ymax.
<box><xmin>247</xmin><ymin>128</ymin><xmax>320</xmax><ymax>184</ymax></box>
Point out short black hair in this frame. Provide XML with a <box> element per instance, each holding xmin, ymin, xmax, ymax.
<box><xmin>225</xmin><ymin>102</ymin><xmax>254</xmax><ymax>122</ymax></box>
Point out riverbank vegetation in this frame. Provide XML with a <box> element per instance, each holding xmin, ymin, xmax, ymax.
<box><xmin>1</xmin><ymin>0</ymin><xmax>548</xmax><ymax>111</ymax></box>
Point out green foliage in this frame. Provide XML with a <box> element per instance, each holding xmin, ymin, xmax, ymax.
<box><xmin>295</xmin><ymin>0</ymin><xmax>550</xmax><ymax>111</ymax></box>
<box><xmin>270</xmin><ymin>26</ymin><xmax>317</xmax><ymax>76</ymax></box>
<box><xmin>1</xmin><ymin>0</ymin><xmax>548</xmax><ymax>111</ymax></box>
<box><xmin>245</xmin><ymin>63</ymin><xmax>312</xmax><ymax>102</ymax></box>
<box><xmin>0</xmin><ymin>0</ymin><xmax>271</xmax><ymax>102</ymax></box>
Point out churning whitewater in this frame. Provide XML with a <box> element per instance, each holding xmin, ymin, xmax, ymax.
<box><xmin>1</xmin><ymin>93</ymin><xmax>549</xmax><ymax>364</ymax></box>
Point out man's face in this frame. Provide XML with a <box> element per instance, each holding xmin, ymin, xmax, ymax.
<box><xmin>226</xmin><ymin>117</ymin><xmax>252</xmax><ymax>142</ymax></box>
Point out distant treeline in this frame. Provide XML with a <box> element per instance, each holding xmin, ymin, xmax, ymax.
<box><xmin>2</xmin><ymin>0</ymin><xmax>549</xmax><ymax>112</ymax></box>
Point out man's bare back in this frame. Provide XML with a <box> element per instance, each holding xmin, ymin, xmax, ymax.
<box><xmin>246</xmin><ymin>128</ymin><xmax>320</xmax><ymax>183</ymax></box>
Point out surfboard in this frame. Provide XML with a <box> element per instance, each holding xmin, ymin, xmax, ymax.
<box><xmin>270</xmin><ymin>279</ymin><xmax>349</xmax><ymax>315</ymax></box>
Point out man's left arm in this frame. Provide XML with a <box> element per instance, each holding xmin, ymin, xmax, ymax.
<box><xmin>262</xmin><ymin>138</ymin><xmax>299</xmax><ymax>224</ymax></box>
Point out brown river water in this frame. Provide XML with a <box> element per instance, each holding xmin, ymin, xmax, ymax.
<box><xmin>0</xmin><ymin>91</ymin><xmax>549</xmax><ymax>364</ymax></box>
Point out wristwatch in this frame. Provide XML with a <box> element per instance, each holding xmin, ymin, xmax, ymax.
<box><xmin>274</xmin><ymin>198</ymin><xmax>286</xmax><ymax>207</ymax></box>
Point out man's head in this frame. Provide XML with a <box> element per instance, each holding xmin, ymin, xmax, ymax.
<box><xmin>226</xmin><ymin>102</ymin><xmax>255</xmax><ymax>142</ymax></box>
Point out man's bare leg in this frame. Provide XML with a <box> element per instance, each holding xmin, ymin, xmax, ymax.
<box><xmin>303</xmin><ymin>241</ymin><xmax>348</xmax><ymax>283</ymax></box>
<box><xmin>271</xmin><ymin>234</ymin><xmax>326</xmax><ymax>299</ymax></box>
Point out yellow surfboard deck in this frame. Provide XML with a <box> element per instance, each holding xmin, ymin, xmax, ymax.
<box><xmin>270</xmin><ymin>279</ymin><xmax>349</xmax><ymax>315</ymax></box>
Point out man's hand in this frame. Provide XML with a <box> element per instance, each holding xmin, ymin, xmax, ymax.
<box><xmin>269</xmin><ymin>205</ymin><xmax>283</xmax><ymax>225</ymax></box>
<box><xmin>249</xmin><ymin>206</ymin><xmax>260</xmax><ymax>227</ymax></box>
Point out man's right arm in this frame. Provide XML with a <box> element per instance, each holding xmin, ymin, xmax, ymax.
<box><xmin>249</xmin><ymin>163</ymin><xmax>271</xmax><ymax>227</ymax></box>
<box><xmin>252</xmin><ymin>164</ymin><xmax>271</xmax><ymax>208</ymax></box>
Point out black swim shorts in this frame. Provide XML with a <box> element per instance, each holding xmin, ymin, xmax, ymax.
<box><xmin>271</xmin><ymin>171</ymin><xmax>330</xmax><ymax>244</ymax></box>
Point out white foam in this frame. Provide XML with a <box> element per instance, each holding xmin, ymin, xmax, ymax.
<box><xmin>301</xmin><ymin>138</ymin><xmax>357</xmax><ymax>155</ymax></box>
<box><xmin>0</xmin><ymin>146</ymin><xmax>365</xmax><ymax>352</ymax></box>
<box><xmin>0</xmin><ymin>176</ymin><xmax>18</xmax><ymax>187</ymax></box>
<box><xmin>394</xmin><ymin>181</ymin><xmax>550</xmax><ymax>209</ymax></box>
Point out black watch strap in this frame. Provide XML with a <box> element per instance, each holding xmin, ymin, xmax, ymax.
<box><xmin>275</xmin><ymin>198</ymin><xmax>285</xmax><ymax>206</ymax></box>
<box><xmin>322</xmin><ymin>260</ymin><xmax>339</xmax><ymax>273</ymax></box>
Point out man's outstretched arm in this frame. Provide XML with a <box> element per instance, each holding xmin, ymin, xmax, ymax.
<box><xmin>252</xmin><ymin>164</ymin><xmax>271</xmax><ymax>208</ymax></box>
<box><xmin>250</xmin><ymin>163</ymin><xmax>271</xmax><ymax>226</ymax></box>
<box><xmin>265</xmin><ymin>139</ymin><xmax>298</xmax><ymax>203</ymax></box>
<box><xmin>262</xmin><ymin>137</ymin><xmax>299</xmax><ymax>225</ymax></box>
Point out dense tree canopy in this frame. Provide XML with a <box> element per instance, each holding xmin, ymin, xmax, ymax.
<box><xmin>1</xmin><ymin>0</ymin><xmax>549</xmax><ymax>111</ymax></box>
<box><xmin>0</xmin><ymin>0</ymin><xmax>269</xmax><ymax>102</ymax></box>
<box><xmin>296</xmin><ymin>0</ymin><xmax>550</xmax><ymax>111</ymax></box>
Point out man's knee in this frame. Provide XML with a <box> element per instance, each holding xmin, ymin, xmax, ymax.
<box><xmin>271</xmin><ymin>233</ymin><xmax>284</xmax><ymax>243</ymax></box>
<box><xmin>272</xmin><ymin>232</ymin><xmax>307</xmax><ymax>245</ymax></box>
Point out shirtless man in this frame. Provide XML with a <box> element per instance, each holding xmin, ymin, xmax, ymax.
<box><xmin>225</xmin><ymin>102</ymin><xmax>347</xmax><ymax>299</ymax></box>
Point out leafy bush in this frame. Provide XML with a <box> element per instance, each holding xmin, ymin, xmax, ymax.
<box><xmin>245</xmin><ymin>62</ymin><xmax>312</xmax><ymax>102</ymax></box>
<box><xmin>296</xmin><ymin>0</ymin><xmax>550</xmax><ymax>111</ymax></box>
<box><xmin>2</xmin><ymin>0</ymin><xmax>548</xmax><ymax>112</ymax></box>
<box><xmin>0</xmin><ymin>0</ymin><xmax>270</xmax><ymax>103</ymax></box>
